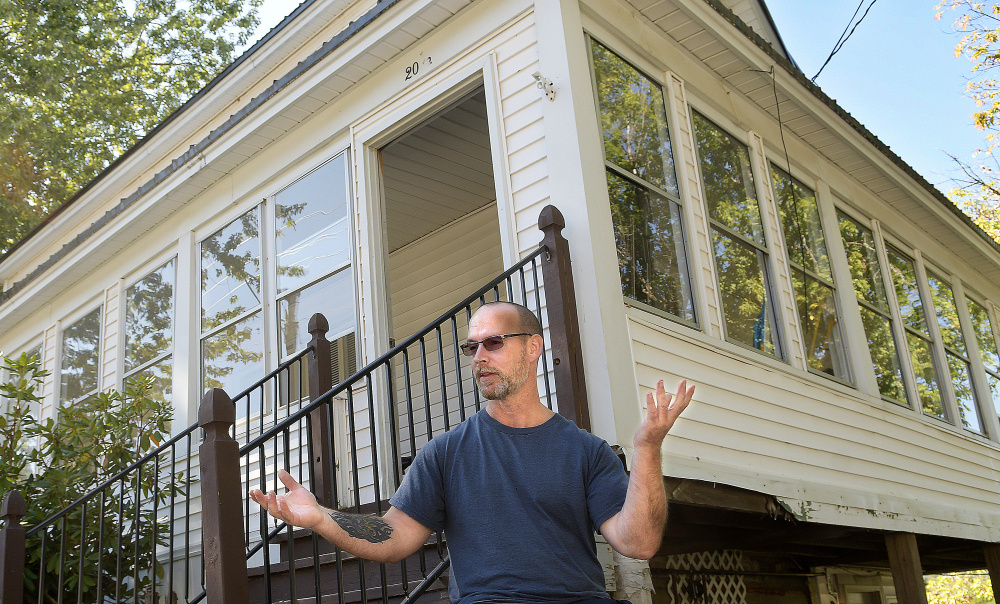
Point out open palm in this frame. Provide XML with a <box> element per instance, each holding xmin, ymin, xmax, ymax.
<box><xmin>249</xmin><ymin>469</ymin><xmax>326</xmax><ymax>529</ymax></box>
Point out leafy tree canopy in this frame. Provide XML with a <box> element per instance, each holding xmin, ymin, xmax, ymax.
<box><xmin>0</xmin><ymin>0</ymin><xmax>262</xmax><ymax>255</ymax></box>
<box><xmin>925</xmin><ymin>572</ymin><xmax>993</xmax><ymax>604</ymax></box>
<box><xmin>937</xmin><ymin>2</ymin><xmax>1000</xmax><ymax>241</ymax></box>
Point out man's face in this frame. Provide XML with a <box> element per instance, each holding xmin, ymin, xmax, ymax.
<box><xmin>467</xmin><ymin>306</ymin><xmax>531</xmax><ymax>401</ymax></box>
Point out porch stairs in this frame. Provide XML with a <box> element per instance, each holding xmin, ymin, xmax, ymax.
<box><xmin>0</xmin><ymin>205</ymin><xmax>588</xmax><ymax>604</ymax></box>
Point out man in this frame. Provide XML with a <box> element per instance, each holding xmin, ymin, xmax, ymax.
<box><xmin>249</xmin><ymin>301</ymin><xmax>694</xmax><ymax>603</ymax></box>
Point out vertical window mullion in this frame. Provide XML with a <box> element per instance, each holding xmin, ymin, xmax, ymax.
<box><xmin>913</xmin><ymin>253</ymin><xmax>961</xmax><ymax>426</ymax></box>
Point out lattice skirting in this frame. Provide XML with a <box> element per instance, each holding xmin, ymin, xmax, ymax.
<box><xmin>659</xmin><ymin>550</ymin><xmax>747</xmax><ymax>604</ymax></box>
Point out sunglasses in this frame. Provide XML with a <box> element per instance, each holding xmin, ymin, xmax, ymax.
<box><xmin>460</xmin><ymin>333</ymin><xmax>532</xmax><ymax>357</ymax></box>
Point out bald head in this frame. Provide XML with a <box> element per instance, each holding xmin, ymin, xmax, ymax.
<box><xmin>472</xmin><ymin>302</ymin><xmax>542</xmax><ymax>336</ymax></box>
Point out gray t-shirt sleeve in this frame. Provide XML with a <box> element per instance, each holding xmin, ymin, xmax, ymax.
<box><xmin>389</xmin><ymin>439</ymin><xmax>447</xmax><ymax>532</ymax></box>
<box><xmin>586</xmin><ymin>440</ymin><xmax>630</xmax><ymax>532</ymax></box>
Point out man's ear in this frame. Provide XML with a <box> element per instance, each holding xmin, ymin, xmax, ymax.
<box><xmin>526</xmin><ymin>333</ymin><xmax>544</xmax><ymax>363</ymax></box>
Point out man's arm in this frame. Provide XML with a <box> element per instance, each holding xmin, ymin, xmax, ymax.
<box><xmin>249</xmin><ymin>470</ymin><xmax>432</xmax><ymax>564</ymax></box>
<box><xmin>600</xmin><ymin>379</ymin><xmax>694</xmax><ymax>560</ymax></box>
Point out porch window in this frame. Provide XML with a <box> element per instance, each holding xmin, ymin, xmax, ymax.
<box><xmin>124</xmin><ymin>259</ymin><xmax>175</xmax><ymax>405</ymax></box>
<box><xmin>837</xmin><ymin>213</ymin><xmax>906</xmax><ymax>402</ymax></box>
<box><xmin>885</xmin><ymin>245</ymin><xmax>945</xmax><ymax>419</ymax></box>
<box><xmin>589</xmin><ymin>39</ymin><xmax>695</xmax><ymax>323</ymax></box>
<box><xmin>770</xmin><ymin>166</ymin><xmax>848</xmax><ymax>380</ymax></box>
<box><xmin>60</xmin><ymin>306</ymin><xmax>102</xmax><ymax>404</ymax></box>
<box><xmin>200</xmin><ymin>206</ymin><xmax>264</xmax><ymax>415</ymax></box>
<box><xmin>199</xmin><ymin>152</ymin><xmax>355</xmax><ymax>412</ymax></box>
<box><xmin>967</xmin><ymin>298</ymin><xmax>1000</xmax><ymax>426</ymax></box>
<box><xmin>692</xmin><ymin>112</ymin><xmax>781</xmax><ymax>358</ymax></box>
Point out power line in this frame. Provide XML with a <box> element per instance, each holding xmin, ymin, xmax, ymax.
<box><xmin>812</xmin><ymin>0</ymin><xmax>879</xmax><ymax>82</ymax></box>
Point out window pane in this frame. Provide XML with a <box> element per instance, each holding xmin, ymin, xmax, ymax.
<box><xmin>859</xmin><ymin>306</ymin><xmax>906</xmax><ymax>402</ymax></box>
<box><xmin>712</xmin><ymin>230</ymin><xmax>780</xmax><ymax>357</ymax></box>
<box><xmin>202</xmin><ymin>312</ymin><xmax>263</xmax><ymax>417</ymax></box>
<box><xmin>278</xmin><ymin>268</ymin><xmax>356</xmax><ymax>359</ymax></box>
<box><xmin>61</xmin><ymin>307</ymin><xmax>101</xmax><ymax>403</ymax></box>
<box><xmin>792</xmin><ymin>269</ymin><xmax>848</xmax><ymax>379</ymax></box>
<box><xmin>947</xmin><ymin>354</ymin><xmax>983</xmax><ymax>434</ymax></box>
<box><xmin>201</xmin><ymin>208</ymin><xmax>261</xmax><ymax>332</ymax></box>
<box><xmin>925</xmin><ymin>273</ymin><xmax>965</xmax><ymax>355</ymax></box>
<box><xmin>692</xmin><ymin>112</ymin><xmax>765</xmax><ymax>245</ymax></box>
<box><xmin>126</xmin><ymin>356</ymin><xmax>172</xmax><ymax>407</ymax></box>
<box><xmin>607</xmin><ymin>170</ymin><xmax>695</xmax><ymax>321</ymax></box>
<box><xmin>771</xmin><ymin>166</ymin><xmax>831</xmax><ymax>280</ymax></box>
<box><xmin>885</xmin><ymin>246</ymin><xmax>928</xmax><ymax>334</ymax></box>
<box><xmin>967</xmin><ymin>297</ymin><xmax>1000</xmax><ymax>372</ymax></box>
<box><xmin>591</xmin><ymin>41</ymin><xmax>679</xmax><ymax>196</ymax></box>
<box><xmin>275</xmin><ymin>156</ymin><xmax>351</xmax><ymax>294</ymax></box>
<box><xmin>125</xmin><ymin>259</ymin><xmax>175</xmax><ymax>373</ymax></box>
<box><xmin>907</xmin><ymin>332</ymin><xmax>944</xmax><ymax>419</ymax></box>
<box><xmin>838</xmin><ymin>213</ymin><xmax>891</xmax><ymax>312</ymax></box>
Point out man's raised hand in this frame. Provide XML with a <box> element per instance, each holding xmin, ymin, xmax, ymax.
<box><xmin>249</xmin><ymin>469</ymin><xmax>327</xmax><ymax>529</ymax></box>
<box><xmin>634</xmin><ymin>379</ymin><xmax>694</xmax><ymax>449</ymax></box>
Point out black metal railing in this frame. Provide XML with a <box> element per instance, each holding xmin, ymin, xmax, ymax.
<box><xmin>240</xmin><ymin>245</ymin><xmax>552</xmax><ymax>603</ymax></box>
<box><xmin>12</xmin><ymin>344</ymin><xmax>314</xmax><ymax>604</ymax></box>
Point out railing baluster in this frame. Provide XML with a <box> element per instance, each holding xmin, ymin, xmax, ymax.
<box><xmin>259</xmin><ymin>443</ymin><xmax>273</xmax><ymax>604</ymax></box>
<box><xmin>184</xmin><ymin>435</ymin><xmax>192</xmax><ymax>602</ymax></box>
<box><xmin>419</xmin><ymin>338</ymin><xmax>433</xmax><ymax>444</ymax></box>
<box><xmin>76</xmin><ymin>501</ymin><xmax>86</xmax><ymax>604</ymax></box>
<box><xmin>116</xmin><ymin>478</ymin><xmax>124</xmax><ymax>604</ymax></box>
<box><xmin>97</xmin><ymin>491</ymin><xmax>106</xmax><ymax>604</ymax></box>
<box><xmin>402</xmin><ymin>349</ymin><xmax>417</xmax><ymax>461</ymax></box>
<box><xmin>36</xmin><ymin>526</ymin><xmax>46</xmax><ymax>604</ymax></box>
<box><xmin>531</xmin><ymin>256</ymin><xmax>553</xmax><ymax>410</ymax></box>
<box><xmin>450</xmin><ymin>316</ymin><xmax>467</xmax><ymax>423</ymax></box>
<box><xmin>167</xmin><ymin>444</ymin><xmax>176</xmax><ymax>604</ymax></box>
<box><xmin>57</xmin><ymin>516</ymin><xmax>66</xmax><ymax>604</ymax></box>
<box><xmin>345</xmin><ymin>385</ymin><xmax>367</xmax><ymax>602</ymax></box>
<box><xmin>435</xmin><ymin>326</ymin><xmax>450</xmax><ymax>432</ymax></box>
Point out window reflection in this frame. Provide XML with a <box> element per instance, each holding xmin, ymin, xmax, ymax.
<box><xmin>693</xmin><ymin>113</ymin><xmax>780</xmax><ymax>358</ymax></box>
<box><xmin>279</xmin><ymin>268</ymin><xmax>356</xmax><ymax>359</ymax></box>
<box><xmin>590</xmin><ymin>39</ymin><xmax>695</xmax><ymax>323</ymax></box>
<box><xmin>202</xmin><ymin>312</ymin><xmax>263</xmax><ymax>418</ymax></box>
<box><xmin>275</xmin><ymin>157</ymin><xmax>351</xmax><ymax>295</ymax></box>
<box><xmin>947</xmin><ymin>355</ymin><xmax>983</xmax><ymax>433</ymax></box>
<box><xmin>125</xmin><ymin>259</ymin><xmax>175</xmax><ymax>373</ymax></box>
<box><xmin>838</xmin><ymin>213</ymin><xmax>906</xmax><ymax>403</ymax></box>
<box><xmin>692</xmin><ymin>113</ymin><xmax>765</xmax><ymax>245</ymax></box>
<box><xmin>591</xmin><ymin>41</ymin><xmax>679</xmax><ymax>196</ymax></box>
<box><xmin>60</xmin><ymin>307</ymin><xmax>102</xmax><ymax>404</ymax></box>
<box><xmin>772</xmin><ymin>166</ymin><xmax>847</xmax><ymax>379</ymax></box>
<box><xmin>885</xmin><ymin>247</ymin><xmax>927</xmax><ymax>334</ymax></box>
<box><xmin>201</xmin><ymin>208</ymin><xmax>261</xmax><ymax>332</ymax></box>
<box><xmin>907</xmin><ymin>332</ymin><xmax>943</xmax><ymax>419</ymax></box>
<box><xmin>967</xmin><ymin>298</ymin><xmax>1000</xmax><ymax>371</ymax></box>
<box><xmin>711</xmin><ymin>233</ymin><xmax>779</xmax><ymax>356</ymax></box>
<box><xmin>126</xmin><ymin>358</ymin><xmax>173</xmax><ymax>407</ymax></box>
<box><xmin>607</xmin><ymin>171</ymin><xmax>694</xmax><ymax>321</ymax></box>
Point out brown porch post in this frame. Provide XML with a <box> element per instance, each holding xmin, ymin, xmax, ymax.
<box><xmin>308</xmin><ymin>313</ymin><xmax>336</xmax><ymax>508</ymax></box>
<box><xmin>984</xmin><ymin>544</ymin><xmax>1000</xmax><ymax>603</ymax></box>
<box><xmin>885</xmin><ymin>533</ymin><xmax>928</xmax><ymax>604</ymax></box>
<box><xmin>199</xmin><ymin>388</ymin><xmax>249</xmax><ymax>603</ymax></box>
<box><xmin>538</xmin><ymin>204</ymin><xmax>591</xmax><ymax>431</ymax></box>
<box><xmin>0</xmin><ymin>491</ymin><xmax>26</xmax><ymax>604</ymax></box>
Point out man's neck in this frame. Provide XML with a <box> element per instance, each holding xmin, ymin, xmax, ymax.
<box><xmin>486</xmin><ymin>394</ymin><xmax>554</xmax><ymax>428</ymax></box>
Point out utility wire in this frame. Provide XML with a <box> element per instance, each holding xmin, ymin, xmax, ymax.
<box><xmin>812</xmin><ymin>0</ymin><xmax>879</xmax><ymax>82</ymax></box>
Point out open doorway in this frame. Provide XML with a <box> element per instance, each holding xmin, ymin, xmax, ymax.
<box><xmin>380</xmin><ymin>86</ymin><xmax>505</xmax><ymax>453</ymax></box>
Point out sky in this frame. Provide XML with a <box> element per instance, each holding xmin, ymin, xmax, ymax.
<box><xmin>243</xmin><ymin>0</ymin><xmax>984</xmax><ymax>197</ymax></box>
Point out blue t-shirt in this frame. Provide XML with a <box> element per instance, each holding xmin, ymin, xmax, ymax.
<box><xmin>389</xmin><ymin>409</ymin><xmax>629</xmax><ymax>604</ymax></box>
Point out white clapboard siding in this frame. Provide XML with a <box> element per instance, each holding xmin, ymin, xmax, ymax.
<box><xmin>627</xmin><ymin>316</ymin><xmax>1000</xmax><ymax>524</ymax></box>
<box><xmin>41</xmin><ymin>325</ymin><xmax>58</xmax><ymax>420</ymax></box>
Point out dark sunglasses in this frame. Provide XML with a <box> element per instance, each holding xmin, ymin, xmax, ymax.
<box><xmin>460</xmin><ymin>333</ymin><xmax>532</xmax><ymax>357</ymax></box>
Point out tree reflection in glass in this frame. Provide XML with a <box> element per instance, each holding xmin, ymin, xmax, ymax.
<box><xmin>591</xmin><ymin>41</ymin><xmax>679</xmax><ymax>196</ymax></box>
<box><xmin>279</xmin><ymin>268</ymin><xmax>356</xmax><ymax>359</ymax></box>
<box><xmin>967</xmin><ymin>297</ymin><xmax>1000</xmax><ymax>372</ymax></box>
<box><xmin>202</xmin><ymin>312</ymin><xmax>263</xmax><ymax>418</ymax></box>
<box><xmin>275</xmin><ymin>156</ymin><xmax>351</xmax><ymax>295</ymax></box>
<box><xmin>125</xmin><ymin>358</ymin><xmax>173</xmax><ymax>407</ymax></box>
<box><xmin>926</xmin><ymin>273</ymin><xmax>983</xmax><ymax>433</ymax></box>
<box><xmin>712</xmin><ymin>235</ymin><xmax>778</xmax><ymax>356</ymax></box>
<box><xmin>771</xmin><ymin>166</ymin><xmax>846</xmax><ymax>378</ymax></box>
<box><xmin>607</xmin><ymin>171</ymin><xmax>694</xmax><ymax>321</ymax></box>
<box><xmin>838</xmin><ymin>213</ymin><xmax>906</xmax><ymax>402</ymax></box>
<box><xmin>692</xmin><ymin>112</ymin><xmax>765</xmax><ymax>245</ymax></box>
<box><xmin>125</xmin><ymin>260</ymin><xmax>174</xmax><ymax>373</ymax></box>
<box><xmin>885</xmin><ymin>246</ymin><xmax>944</xmax><ymax>418</ymax></box>
<box><xmin>201</xmin><ymin>208</ymin><xmax>261</xmax><ymax>332</ymax></box>
<box><xmin>60</xmin><ymin>307</ymin><xmax>101</xmax><ymax>403</ymax></box>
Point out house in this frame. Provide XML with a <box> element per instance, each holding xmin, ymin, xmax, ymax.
<box><xmin>2</xmin><ymin>0</ymin><xmax>1000</xmax><ymax>602</ymax></box>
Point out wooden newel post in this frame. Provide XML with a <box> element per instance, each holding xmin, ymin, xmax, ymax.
<box><xmin>0</xmin><ymin>491</ymin><xmax>26</xmax><ymax>604</ymax></box>
<box><xmin>199</xmin><ymin>389</ymin><xmax>249</xmax><ymax>603</ymax></box>
<box><xmin>308</xmin><ymin>313</ymin><xmax>336</xmax><ymax>508</ymax></box>
<box><xmin>538</xmin><ymin>204</ymin><xmax>591</xmax><ymax>431</ymax></box>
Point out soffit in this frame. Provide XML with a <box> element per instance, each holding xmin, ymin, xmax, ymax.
<box><xmin>624</xmin><ymin>0</ymin><xmax>1000</xmax><ymax>285</ymax></box>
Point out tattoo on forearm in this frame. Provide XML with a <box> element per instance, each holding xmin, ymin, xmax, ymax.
<box><xmin>329</xmin><ymin>510</ymin><xmax>394</xmax><ymax>543</ymax></box>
